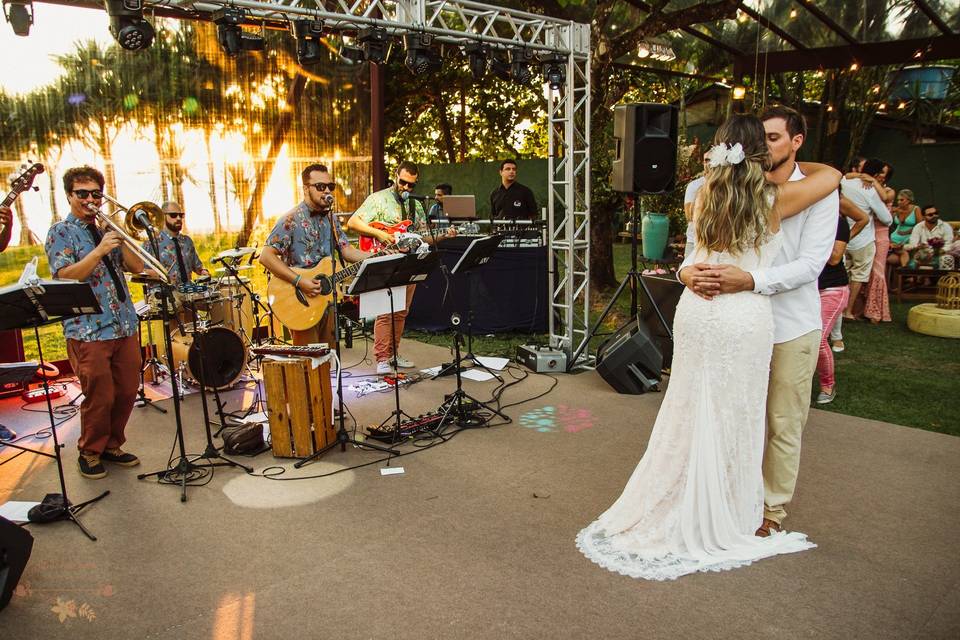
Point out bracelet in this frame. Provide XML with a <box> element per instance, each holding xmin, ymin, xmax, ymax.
<box><xmin>293</xmin><ymin>274</ymin><xmax>302</xmax><ymax>287</ymax></box>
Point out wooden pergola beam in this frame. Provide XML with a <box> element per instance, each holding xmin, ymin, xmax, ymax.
<box><xmin>733</xmin><ymin>34</ymin><xmax>960</xmax><ymax>75</ymax></box>
<box><xmin>910</xmin><ymin>0</ymin><xmax>955</xmax><ymax>36</ymax></box>
<box><xmin>791</xmin><ymin>0</ymin><xmax>859</xmax><ymax>46</ymax></box>
<box><xmin>680</xmin><ymin>25</ymin><xmax>744</xmax><ymax>57</ymax></box>
<box><xmin>736</xmin><ymin>1</ymin><xmax>808</xmax><ymax>51</ymax></box>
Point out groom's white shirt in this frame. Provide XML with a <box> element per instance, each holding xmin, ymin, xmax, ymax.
<box><xmin>680</xmin><ymin>163</ymin><xmax>838</xmax><ymax>344</ymax></box>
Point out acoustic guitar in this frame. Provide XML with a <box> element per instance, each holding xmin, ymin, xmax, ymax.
<box><xmin>357</xmin><ymin>219</ymin><xmax>412</xmax><ymax>252</ymax></box>
<box><xmin>267</xmin><ymin>236</ymin><xmax>421</xmax><ymax>331</ymax></box>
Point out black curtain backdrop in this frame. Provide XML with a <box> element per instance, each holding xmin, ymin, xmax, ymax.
<box><xmin>407</xmin><ymin>237</ymin><xmax>548</xmax><ymax>333</ymax></box>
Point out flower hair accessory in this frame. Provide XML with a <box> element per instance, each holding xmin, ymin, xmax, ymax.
<box><xmin>706</xmin><ymin>142</ymin><xmax>746</xmax><ymax>168</ymax></box>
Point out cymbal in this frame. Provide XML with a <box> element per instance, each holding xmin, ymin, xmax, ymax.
<box><xmin>216</xmin><ymin>247</ymin><xmax>256</xmax><ymax>259</ymax></box>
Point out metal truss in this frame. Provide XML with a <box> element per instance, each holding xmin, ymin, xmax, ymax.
<box><xmin>546</xmin><ymin>23</ymin><xmax>591</xmax><ymax>369</ymax></box>
<box><xmin>143</xmin><ymin>0</ymin><xmax>593</xmax><ymax>366</ymax></box>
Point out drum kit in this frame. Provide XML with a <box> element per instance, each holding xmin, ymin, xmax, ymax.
<box><xmin>135</xmin><ymin>246</ymin><xmax>258</xmax><ymax>392</ymax></box>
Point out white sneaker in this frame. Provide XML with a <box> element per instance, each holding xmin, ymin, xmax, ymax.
<box><xmin>376</xmin><ymin>360</ymin><xmax>395</xmax><ymax>375</ymax></box>
<box><xmin>831</xmin><ymin>341</ymin><xmax>845</xmax><ymax>353</ymax></box>
<box><xmin>393</xmin><ymin>355</ymin><xmax>415</xmax><ymax>369</ymax></box>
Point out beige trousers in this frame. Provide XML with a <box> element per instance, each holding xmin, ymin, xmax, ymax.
<box><xmin>763</xmin><ymin>329</ymin><xmax>821</xmax><ymax>525</ymax></box>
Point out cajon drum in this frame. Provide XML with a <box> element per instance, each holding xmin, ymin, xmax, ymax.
<box><xmin>262</xmin><ymin>358</ymin><xmax>334</xmax><ymax>458</ymax></box>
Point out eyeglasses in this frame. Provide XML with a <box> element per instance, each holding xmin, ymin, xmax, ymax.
<box><xmin>397</xmin><ymin>178</ymin><xmax>418</xmax><ymax>188</ymax></box>
<box><xmin>923</xmin><ymin>212</ymin><xmax>938</xmax><ymax>217</ymax></box>
<box><xmin>71</xmin><ymin>189</ymin><xmax>102</xmax><ymax>200</ymax></box>
<box><xmin>310</xmin><ymin>182</ymin><xmax>337</xmax><ymax>193</ymax></box>
<box><xmin>166</xmin><ymin>211</ymin><xmax>185</xmax><ymax>218</ymax></box>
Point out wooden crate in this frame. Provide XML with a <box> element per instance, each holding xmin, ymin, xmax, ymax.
<box><xmin>262</xmin><ymin>358</ymin><xmax>334</xmax><ymax>458</ymax></box>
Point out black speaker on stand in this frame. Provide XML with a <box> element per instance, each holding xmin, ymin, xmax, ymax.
<box><xmin>569</xmin><ymin>103</ymin><xmax>679</xmax><ymax>374</ymax></box>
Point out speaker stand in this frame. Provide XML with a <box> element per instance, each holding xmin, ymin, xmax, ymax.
<box><xmin>570</xmin><ymin>195</ymin><xmax>645</xmax><ymax>368</ymax></box>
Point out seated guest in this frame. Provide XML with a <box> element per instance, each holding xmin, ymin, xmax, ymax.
<box><xmin>816</xmin><ymin>214</ymin><xmax>851</xmax><ymax>404</ymax></box>
<box><xmin>905</xmin><ymin>204</ymin><xmax>954</xmax><ymax>267</ymax></box>
<box><xmin>889</xmin><ymin>189</ymin><xmax>921</xmax><ymax>268</ymax></box>
<box><xmin>428</xmin><ymin>183</ymin><xmax>452</xmax><ymax>226</ymax></box>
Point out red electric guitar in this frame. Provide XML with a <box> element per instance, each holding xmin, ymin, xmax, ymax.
<box><xmin>357</xmin><ymin>219</ymin><xmax>413</xmax><ymax>252</ymax></box>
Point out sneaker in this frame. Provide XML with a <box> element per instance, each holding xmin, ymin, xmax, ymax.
<box><xmin>0</xmin><ymin>424</ymin><xmax>16</xmax><ymax>441</ymax></box>
<box><xmin>101</xmin><ymin>448</ymin><xmax>140</xmax><ymax>467</ymax></box>
<box><xmin>78</xmin><ymin>454</ymin><xmax>107</xmax><ymax>479</ymax></box>
<box><xmin>831</xmin><ymin>341</ymin><xmax>845</xmax><ymax>353</ymax></box>
<box><xmin>376</xmin><ymin>360</ymin><xmax>395</xmax><ymax>375</ymax></box>
<box><xmin>392</xmin><ymin>355</ymin><xmax>415</xmax><ymax>369</ymax></box>
<box><xmin>816</xmin><ymin>389</ymin><xmax>836</xmax><ymax>404</ymax></box>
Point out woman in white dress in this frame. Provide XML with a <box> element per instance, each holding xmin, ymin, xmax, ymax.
<box><xmin>577</xmin><ymin>114</ymin><xmax>842</xmax><ymax>581</ymax></box>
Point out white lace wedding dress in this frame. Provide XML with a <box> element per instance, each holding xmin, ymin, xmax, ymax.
<box><xmin>577</xmin><ymin>232</ymin><xmax>815</xmax><ymax>580</ymax></box>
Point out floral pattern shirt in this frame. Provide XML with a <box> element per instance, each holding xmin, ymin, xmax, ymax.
<box><xmin>266</xmin><ymin>201</ymin><xmax>348</xmax><ymax>268</ymax></box>
<box><xmin>354</xmin><ymin>187</ymin><xmax>427</xmax><ymax>229</ymax></box>
<box><xmin>142</xmin><ymin>229</ymin><xmax>204</xmax><ymax>287</ymax></box>
<box><xmin>45</xmin><ymin>213</ymin><xmax>138</xmax><ymax>342</ymax></box>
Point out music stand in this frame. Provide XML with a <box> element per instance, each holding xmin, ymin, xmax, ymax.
<box><xmin>437</xmin><ymin>235</ymin><xmax>504</xmax><ymax>380</ymax></box>
<box><xmin>352</xmin><ymin>251</ymin><xmax>439</xmax><ymax>447</ymax></box>
<box><xmin>0</xmin><ymin>279</ymin><xmax>108</xmax><ymax>541</ymax></box>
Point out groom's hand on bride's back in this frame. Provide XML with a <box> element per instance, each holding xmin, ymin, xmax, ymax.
<box><xmin>679</xmin><ymin>263</ymin><xmax>755</xmax><ymax>300</ymax></box>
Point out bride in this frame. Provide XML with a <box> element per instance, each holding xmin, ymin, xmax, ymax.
<box><xmin>577</xmin><ymin>114</ymin><xmax>841</xmax><ymax>580</ymax></box>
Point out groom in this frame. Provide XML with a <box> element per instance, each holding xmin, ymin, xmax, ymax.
<box><xmin>678</xmin><ymin>105</ymin><xmax>838</xmax><ymax>536</ymax></box>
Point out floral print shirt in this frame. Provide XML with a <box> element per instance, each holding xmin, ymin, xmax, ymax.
<box><xmin>266</xmin><ymin>201</ymin><xmax>348</xmax><ymax>268</ymax></box>
<box><xmin>142</xmin><ymin>229</ymin><xmax>204</xmax><ymax>287</ymax></box>
<box><xmin>354</xmin><ymin>187</ymin><xmax>427</xmax><ymax>228</ymax></box>
<box><xmin>45</xmin><ymin>213</ymin><xmax>139</xmax><ymax>342</ymax></box>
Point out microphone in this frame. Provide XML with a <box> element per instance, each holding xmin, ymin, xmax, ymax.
<box><xmin>400</xmin><ymin>192</ymin><xmax>430</xmax><ymax>202</ymax></box>
<box><xmin>247</xmin><ymin>242</ymin><xmax>259</xmax><ymax>265</ymax></box>
<box><xmin>322</xmin><ymin>193</ymin><xmax>334</xmax><ymax>206</ymax></box>
<box><xmin>210</xmin><ymin>255</ymin><xmax>225</xmax><ymax>264</ymax></box>
<box><xmin>133</xmin><ymin>209</ymin><xmax>155</xmax><ymax>231</ymax></box>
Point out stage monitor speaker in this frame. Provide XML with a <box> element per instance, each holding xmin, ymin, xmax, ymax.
<box><xmin>596</xmin><ymin>319</ymin><xmax>663</xmax><ymax>394</ymax></box>
<box><xmin>611</xmin><ymin>103</ymin><xmax>678</xmax><ymax>194</ymax></box>
<box><xmin>0</xmin><ymin>515</ymin><xmax>34</xmax><ymax>611</ymax></box>
<box><xmin>0</xmin><ymin>330</ymin><xmax>26</xmax><ymax>398</ymax></box>
<box><xmin>638</xmin><ymin>274</ymin><xmax>685</xmax><ymax>369</ymax></box>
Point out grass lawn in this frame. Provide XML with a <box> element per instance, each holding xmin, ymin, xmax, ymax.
<box><xmin>3</xmin><ymin>238</ymin><xmax>956</xmax><ymax>436</ymax></box>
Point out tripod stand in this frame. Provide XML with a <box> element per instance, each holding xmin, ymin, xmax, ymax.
<box><xmin>435</xmin><ymin>312</ymin><xmax>507</xmax><ymax>432</ymax></box>
<box><xmin>137</xmin><ymin>233</ymin><xmax>251</xmax><ymax>502</ymax></box>
<box><xmin>570</xmin><ymin>196</ymin><xmax>657</xmax><ymax>368</ymax></box>
<box><xmin>437</xmin><ymin>235</ymin><xmax>504</xmax><ymax>381</ymax></box>
<box><xmin>0</xmin><ymin>279</ymin><xmax>109</xmax><ymax>540</ymax></box>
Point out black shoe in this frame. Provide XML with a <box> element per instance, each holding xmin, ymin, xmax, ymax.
<box><xmin>100</xmin><ymin>448</ymin><xmax>140</xmax><ymax>467</ymax></box>
<box><xmin>78</xmin><ymin>454</ymin><xmax>107</xmax><ymax>479</ymax></box>
<box><xmin>0</xmin><ymin>424</ymin><xmax>16</xmax><ymax>441</ymax></box>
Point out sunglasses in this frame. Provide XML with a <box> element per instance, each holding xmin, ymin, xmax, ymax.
<box><xmin>397</xmin><ymin>178</ymin><xmax>418</xmax><ymax>188</ymax></box>
<box><xmin>310</xmin><ymin>182</ymin><xmax>337</xmax><ymax>193</ymax></box>
<box><xmin>72</xmin><ymin>189</ymin><xmax>102</xmax><ymax>200</ymax></box>
<box><xmin>924</xmin><ymin>212</ymin><xmax>938</xmax><ymax>217</ymax></box>
<box><xmin>166</xmin><ymin>211</ymin><xmax>185</xmax><ymax>218</ymax></box>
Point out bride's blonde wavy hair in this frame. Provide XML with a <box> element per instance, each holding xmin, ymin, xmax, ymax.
<box><xmin>695</xmin><ymin>114</ymin><xmax>775</xmax><ymax>255</ymax></box>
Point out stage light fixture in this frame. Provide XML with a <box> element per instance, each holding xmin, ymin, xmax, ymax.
<box><xmin>404</xmin><ymin>32</ymin><xmax>441</xmax><ymax>75</ymax></box>
<box><xmin>509</xmin><ymin>47</ymin><xmax>536</xmax><ymax>84</ymax></box>
<box><xmin>3</xmin><ymin>0</ymin><xmax>33</xmax><ymax>36</ymax></box>
<box><xmin>103</xmin><ymin>0</ymin><xmax>155</xmax><ymax>51</ymax></box>
<box><xmin>465</xmin><ymin>43</ymin><xmax>488</xmax><ymax>81</ymax></box>
<box><xmin>213</xmin><ymin>7</ymin><xmax>265</xmax><ymax>58</ymax></box>
<box><xmin>359</xmin><ymin>27</ymin><xmax>390</xmax><ymax>64</ymax></box>
<box><xmin>490</xmin><ymin>51</ymin><xmax>511</xmax><ymax>81</ymax></box>
<box><xmin>290</xmin><ymin>19</ymin><xmax>324</xmax><ymax>67</ymax></box>
<box><xmin>540</xmin><ymin>52</ymin><xmax>566</xmax><ymax>91</ymax></box>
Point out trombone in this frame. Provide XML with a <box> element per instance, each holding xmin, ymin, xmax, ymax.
<box><xmin>84</xmin><ymin>193</ymin><xmax>170</xmax><ymax>284</ymax></box>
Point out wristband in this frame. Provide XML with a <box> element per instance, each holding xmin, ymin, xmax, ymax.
<box><xmin>293</xmin><ymin>274</ymin><xmax>302</xmax><ymax>287</ymax></box>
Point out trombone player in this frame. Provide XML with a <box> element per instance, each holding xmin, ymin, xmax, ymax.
<box><xmin>44</xmin><ymin>166</ymin><xmax>144</xmax><ymax>480</ymax></box>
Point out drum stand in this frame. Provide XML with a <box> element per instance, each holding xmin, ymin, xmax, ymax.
<box><xmin>135</xmin><ymin>315</ymin><xmax>167</xmax><ymax>414</ymax></box>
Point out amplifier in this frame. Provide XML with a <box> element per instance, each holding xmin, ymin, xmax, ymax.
<box><xmin>516</xmin><ymin>344</ymin><xmax>567</xmax><ymax>373</ymax></box>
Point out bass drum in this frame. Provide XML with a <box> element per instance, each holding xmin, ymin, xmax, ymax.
<box><xmin>169</xmin><ymin>327</ymin><xmax>247</xmax><ymax>389</ymax></box>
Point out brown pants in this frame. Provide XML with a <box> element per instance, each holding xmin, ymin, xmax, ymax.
<box><xmin>290</xmin><ymin>306</ymin><xmax>336</xmax><ymax>347</ymax></box>
<box><xmin>67</xmin><ymin>335</ymin><xmax>141</xmax><ymax>456</ymax></box>
<box><xmin>373</xmin><ymin>285</ymin><xmax>416</xmax><ymax>363</ymax></box>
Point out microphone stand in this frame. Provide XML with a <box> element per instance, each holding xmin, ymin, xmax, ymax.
<box><xmin>295</xmin><ymin>206</ymin><xmax>397</xmax><ymax>468</ymax></box>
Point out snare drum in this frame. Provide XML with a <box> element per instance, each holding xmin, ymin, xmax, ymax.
<box><xmin>167</xmin><ymin>326</ymin><xmax>247</xmax><ymax>389</ymax></box>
